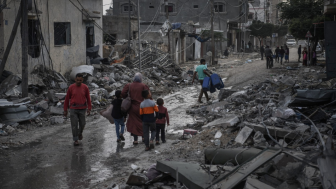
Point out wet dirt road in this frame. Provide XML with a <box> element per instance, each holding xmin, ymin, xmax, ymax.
<box><xmin>0</xmin><ymin>86</ymin><xmax>201</xmax><ymax>189</ymax></box>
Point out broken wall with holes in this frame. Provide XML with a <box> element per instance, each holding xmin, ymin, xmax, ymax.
<box><xmin>0</xmin><ymin>0</ymin><xmax>103</xmax><ymax>76</ymax></box>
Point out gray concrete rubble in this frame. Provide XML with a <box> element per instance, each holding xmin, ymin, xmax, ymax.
<box><xmin>121</xmin><ymin>65</ymin><xmax>336</xmax><ymax>189</ymax></box>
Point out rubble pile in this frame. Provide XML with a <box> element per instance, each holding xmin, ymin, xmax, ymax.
<box><xmin>0</xmin><ymin>59</ymin><xmax>189</xmax><ymax>138</ymax></box>
<box><xmin>116</xmin><ymin>67</ymin><xmax>336</xmax><ymax>189</ymax></box>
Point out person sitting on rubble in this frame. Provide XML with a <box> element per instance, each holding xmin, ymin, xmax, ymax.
<box><xmin>64</xmin><ymin>73</ymin><xmax>92</xmax><ymax>146</ymax></box>
<box><xmin>155</xmin><ymin>98</ymin><xmax>169</xmax><ymax>145</ymax></box>
<box><xmin>140</xmin><ymin>90</ymin><xmax>159</xmax><ymax>151</ymax></box>
<box><xmin>111</xmin><ymin>90</ymin><xmax>127</xmax><ymax>143</ymax></box>
<box><xmin>192</xmin><ymin>59</ymin><xmax>211</xmax><ymax>103</ymax></box>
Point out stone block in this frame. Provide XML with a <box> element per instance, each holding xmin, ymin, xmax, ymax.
<box><xmin>36</xmin><ymin>100</ymin><xmax>49</xmax><ymax>110</ymax></box>
<box><xmin>202</xmin><ymin>115</ymin><xmax>239</xmax><ymax>128</ymax></box>
<box><xmin>235</xmin><ymin>126</ymin><xmax>253</xmax><ymax>144</ymax></box>
<box><xmin>50</xmin><ymin>106</ymin><xmax>63</xmax><ymax>115</ymax></box>
<box><xmin>50</xmin><ymin>116</ymin><xmax>64</xmax><ymax>125</ymax></box>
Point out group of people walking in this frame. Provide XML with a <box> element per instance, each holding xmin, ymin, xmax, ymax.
<box><xmin>63</xmin><ymin>73</ymin><xmax>169</xmax><ymax>151</ymax></box>
<box><xmin>260</xmin><ymin>45</ymin><xmax>290</xmax><ymax>65</ymax></box>
<box><xmin>297</xmin><ymin>45</ymin><xmax>317</xmax><ymax>66</ymax></box>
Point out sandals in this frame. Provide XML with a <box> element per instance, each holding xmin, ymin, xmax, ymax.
<box><xmin>120</xmin><ymin>134</ymin><xmax>125</xmax><ymax>141</ymax></box>
<box><xmin>145</xmin><ymin>147</ymin><xmax>150</xmax><ymax>151</ymax></box>
<box><xmin>133</xmin><ymin>141</ymin><xmax>139</xmax><ymax>145</ymax></box>
<box><xmin>156</xmin><ymin>141</ymin><xmax>160</xmax><ymax>145</ymax></box>
<box><xmin>74</xmin><ymin>141</ymin><xmax>79</xmax><ymax>146</ymax></box>
<box><xmin>78</xmin><ymin>134</ymin><xmax>83</xmax><ymax>140</ymax></box>
<box><xmin>149</xmin><ymin>141</ymin><xmax>155</xmax><ymax>149</ymax></box>
<box><xmin>117</xmin><ymin>139</ymin><xmax>121</xmax><ymax>143</ymax></box>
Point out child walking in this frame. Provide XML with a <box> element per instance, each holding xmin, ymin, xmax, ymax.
<box><xmin>156</xmin><ymin>98</ymin><xmax>169</xmax><ymax>145</ymax></box>
<box><xmin>112</xmin><ymin>90</ymin><xmax>126</xmax><ymax>143</ymax></box>
<box><xmin>140</xmin><ymin>90</ymin><xmax>159</xmax><ymax>151</ymax></box>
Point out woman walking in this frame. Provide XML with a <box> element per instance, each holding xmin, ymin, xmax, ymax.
<box><xmin>121</xmin><ymin>73</ymin><xmax>151</xmax><ymax>144</ymax></box>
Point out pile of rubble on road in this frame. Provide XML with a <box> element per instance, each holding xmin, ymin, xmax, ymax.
<box><xmin>0</xmin><ymin>59</ymin><xmax>190</xmax><ymax>139</ymax></box>
<box><xmin>115</xmin><ymin>66</ymin><xmax>336</xmax><ymax>189</ymax></box>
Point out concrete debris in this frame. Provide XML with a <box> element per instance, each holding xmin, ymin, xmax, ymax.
<box><xmin>126</xmin><ymin>173</ymin><xmax>148</xmax><ymax>186</ymax></box>
<box><xmin>50</xmin><ymin>106</ymin><xmax>64</xmax><ymax>115</ymax></box>
<box><xmin>50</xmin><ymin>116</ymin><xmax>64</xmax><ymax>125</ymax></box>
<box><xmin>235</xmin><ymin>126</ymin><xmax>253</xmax><ymax>144</ymax></box>
<box><xmin>202</xmin><ymin>115</ymin><xmax>239</xmax><ymax>128</ymax></box>
<box><xmin>214</xmin><ymin>131</ymin><xmax>222</xmax><ymax>139</ymax></box>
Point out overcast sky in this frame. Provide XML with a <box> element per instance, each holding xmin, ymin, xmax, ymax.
<box><xmin>103</xmin><ymin>0</ymin><xmax>112</xmax><ymax>15</ymax></box>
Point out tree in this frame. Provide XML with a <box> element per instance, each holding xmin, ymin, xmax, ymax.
<box><xmin>248</xmin><ymin>21</ymin><xmax>274</xmax><ymax>46</ymax></box>
<box><xmin>277</xmin><ymin>0</ymin><xmax>326</xmax><ymax>50</ymax></box>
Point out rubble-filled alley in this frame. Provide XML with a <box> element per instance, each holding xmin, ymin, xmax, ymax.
<box><xmin>1</xmin><ymin>46</ymin><xmax>335</xmax><ymax>189</ymax></box>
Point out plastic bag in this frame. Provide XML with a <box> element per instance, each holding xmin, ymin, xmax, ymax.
<box><xmin>100</xmin><ymin>104</ymin><xmax>114</xmax><ymax>124</ymax></box>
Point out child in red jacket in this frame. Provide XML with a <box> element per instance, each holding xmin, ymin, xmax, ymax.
<box><xmin>155</xmin><ymin>98</ymin><xmax>169</xmax><ymax>144</ymax></box>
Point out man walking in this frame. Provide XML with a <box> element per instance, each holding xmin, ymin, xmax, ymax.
<box><xmin>260</xmin><ymin>45</ymin><xmax>265</xmax><ymax>60</ymax></box>
<box><xmin>192</xmin><ymin>59</ymin><xmax>211</xmax><ymax>103</ymax></box>
<box><xmin>64</xmin><ymin>73</ymin><xmax>92</xmax><ymax>146</ymax></box>
<box><xmin>298</xmin><ymin>45</ymin><xmax>302</xmax><ymax>62</ymax></box>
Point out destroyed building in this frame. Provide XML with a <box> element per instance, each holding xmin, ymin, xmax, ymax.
<box><xmin>110</xmin><ymin>0</ymin><xmax>249</xmax><ymax>62</ymax></box>
<box><xmin>0</xmin><ymin>0</ymin><xmax>103</xmax><ymax>76</ymax></box>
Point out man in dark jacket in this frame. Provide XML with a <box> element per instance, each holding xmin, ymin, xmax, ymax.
<box><xmin>260</xmin><ymin>45</ymin><xmax>265</xmax><ymax>60</ymax></box>
<box><xmin>298</xmin><ymin>45</ymin><xmax>302</xmax><ymax>62</ymax></box>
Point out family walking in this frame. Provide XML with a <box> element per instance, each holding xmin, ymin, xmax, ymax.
<box><xmin>64</xmin><ymin>72</ymin><xmax>170</xmax><ymax>151</ymax></box>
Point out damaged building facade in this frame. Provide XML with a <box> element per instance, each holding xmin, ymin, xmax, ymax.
<box><xmin>110</xmin><ymin>0</ymin><xmax>248</xmax><ymax>63</ymax></box>
<box><xmin>0</xmin><ymin>0</ymin><xmax>103</xmax><ymax>76</ymax></box>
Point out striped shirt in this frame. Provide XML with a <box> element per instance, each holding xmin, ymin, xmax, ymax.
<box><xmin>140</xmin><ymin>99</ymin><xmax>159</xmax><ymax>123</ymax></box>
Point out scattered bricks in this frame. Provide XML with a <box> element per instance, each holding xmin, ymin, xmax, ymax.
<box><xmin>50</xmin><ymin>116</ymin><xmax>64</xmax><ymax>125</ymax></box>
<box><xmin>183</xmin><ymin>129</ymin><xmax>197</xmax><ymax>138</ymax></box>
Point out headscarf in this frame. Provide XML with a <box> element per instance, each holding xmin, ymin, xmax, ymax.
<box><xmin>133</xmin><ymin>73</ymin><xmax>142</xmax><ymax>83</ymax></box>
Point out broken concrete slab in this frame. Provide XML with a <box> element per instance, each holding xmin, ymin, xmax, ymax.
<box><xmin>244</xmin><ymin>177</ymin><xmax>275</xmax><ymax>189</ymax></box>
<box><xmin>244</xmin><ymin>122</ymin><xmax>308</xmax><ymax>140</ymax></box>
<box><xmin>213</xmin><ymin>148</ymin><xmax>282</xmax><ymax>189</ymax></box>
<box><xmin>205</xmin><ymin>148</ymin><xmax>262</xmax><ymax>165</ymax></box>
<box><xmin>202</xmin><ymin>115</ymin><xmax>239</xmax><ymax>128</ymax></box>
<box><xmin>156</xmin><ymin>160</ymin><xmax>213</xmax><ymax>189</ymax></box>
<box><xmin>36</xmin><ymin>100</ymin><xmax>49</xmax><ymax>110</ymax></box>
<box><xmin>206</xmin><ymin>101</ymin><xmax>228</xmax><ymax>112</ymax></box>
<box><xmin>235</xmin><ymin>126</ymin><xmax>253</xmax><ymax>144</ymax></box>
<box><xmin>218</xmin><ymin>89</ymin><xmax>237</xmax><ymax>101</ymax></box>
<box><xmin>50</xmin><ymin>116</ymin><xmax>64</xmax><ymax>125</ymax></box>
<box><xmin>50</xmin><ymin>106</ymin><xmax>63</xmax><ymax>115</ymax></box>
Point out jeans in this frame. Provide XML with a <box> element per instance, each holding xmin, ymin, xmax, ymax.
<box><xmin>156</xmin><ymin>124</ymin><xmax>166</xmax><ymax>142</ymax></box>
<box><xmin>143</xmin><ymin>122</ymin><xmax>156</xmax><ymax>147</ymax></box>
<box><xmin>70</xmin><ymin>109</ymin><xmax>86</xmax><ymax>141</ymax></box>
<box><xmin>280</xmin><ymin>55</ymin><xmax>284</xmax><ymax>63</ymax></box>
<box><xmin>114</xmin><ymin>118</ymin><xmax>125</xmax><ymax>139</ymax></box>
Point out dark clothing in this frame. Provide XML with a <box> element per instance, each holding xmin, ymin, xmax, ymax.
<box><xmin>260</xmin><ymin>46</ymin><xmax>264</xmax><ymax>53</ymax></box>
<box><xmin>114</xmin><ymin>118</ymin><xmax>125</xmax><ymax>140</ymax></box>
<box><xmin>279</xmin><ymin>49</ymin><xmax>285</xmax><ymax>56</ymax></box>
<box><xmin>198</xmin><ymin>80</ymin><xmax>209</xmax><ymax>102</ymax></box>
<box><xmin>224</xmin><ymin>50</ymin><xmax>229</xmax><ymax>57</ymax></box>
<box><xmin>156</xmin><ymin>106</ymin><xmax>169</xmax><ymax>125</ymax></box>
<box><xmin>70</xmin><ymin>109</ymin><xmax>86</xmax><ymax>141</ymax></box>
<box><xmin>260</xmin><ymin>46</ymin><xmax>265</xmax><ymax>60</ymax></box>
<box><xmin>111</xmin><ymin>99</ymin><xmax>126</xmax><ymax>119</ymax></box>
<box><xmin>298</xmin><ymin>47</ymin><xmax>302</xmax><ymax>54</ymax></box>
<box><xmin>265</xmin><ymin>48</ymin><xmax>273</xmax><ymax>57</ymax></box>
<box><xmin>275</xmin><ymin>48</ymin><xmax>280</xmax><ymax>55</ymax></box>
<box><xmin>156</xmin><ymin>124</ymin><xmax>166</xmax><ymax>142</ymax></box>
<box><xmin>143</xmin><ymin>122</ymin><xmax>156</xmax><ymax>147</ymax></box>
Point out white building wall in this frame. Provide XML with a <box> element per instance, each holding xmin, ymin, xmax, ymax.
<box><xmin>0</xmin><ymin>0</ymin><xmax>103</xmax><ymax>76</ymax></box>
